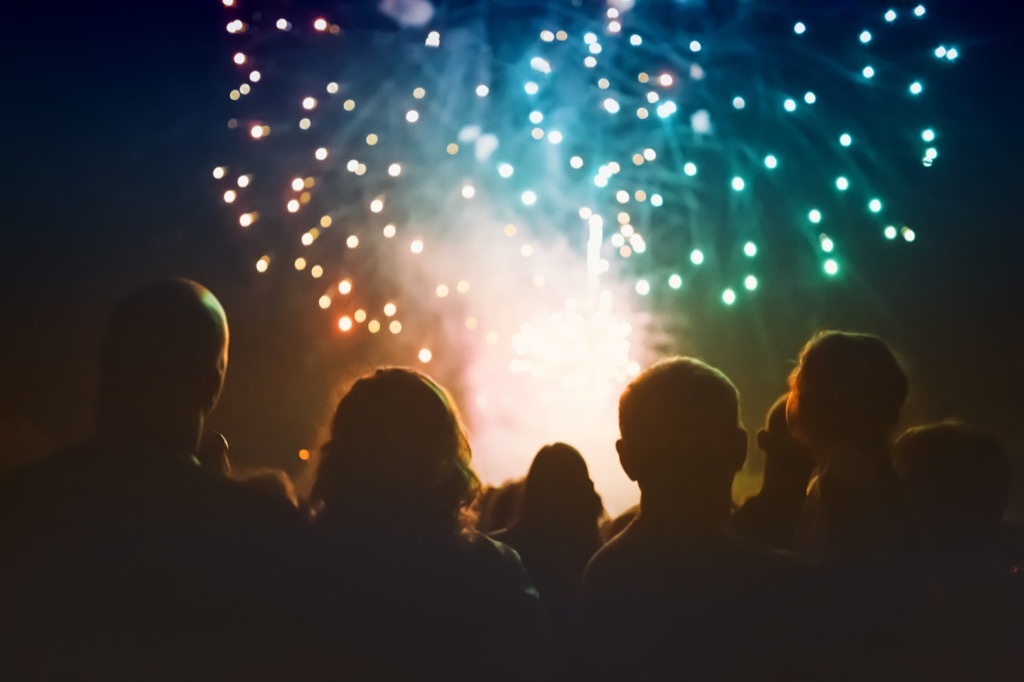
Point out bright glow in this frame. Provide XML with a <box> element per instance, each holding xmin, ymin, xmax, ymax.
<box><xmin>461</xmin><ymin>184</ymin><xmax>476</xmax><ymax>199</ymax></box>
<box><xmin>784</xmin><ymin>98</ymin><xmax>797</xmax><ymax>112</ymax></box>
<box><xmin>909</xmin><ymin>81</ymin><xmax>923</xmax><ymax>95</ymax></box>
<box><xmin>406</xmin><ymin>110</ymin><xmax>419</xmax><ymax>123</ymax></box>
<box><xmin>436</xmin><ymin>284</ymin><xmax>449</xmax><ymax>298</ymax></box>
<box><xmin>286</xmin><ymin>199</ymin><xmax>300</xmax><ymax>213</ymax></box>
<box><xmin>840</xmin><ymin>133</ymin><xmax>853</xmax><ymax>147</ymax></box>
<box><xmin>946</xmin><ymin>48</ymin><xmax>958</xmax><ymax>61</ymax></box>
<box><xmin>249</xmin><ymin>71</ymin><xmax>261</xmax><ymax>83</ymax></box>
<box><xmin>338</xmin><ymin>316</ymin><xmax>353</xmax><ymax>332</ymax></box>
<box><xmin>212</xmin><ymin>166</ymin><xmax>225</xmax><ymax>180</ymax></box>
<box><xmin>863</xmin><ymin>66</ymin><xmax>876</xmax><ymax>79</ymax></box>
<box><xmin>658</xmin><ymin>73</ymin><xmax>673</xmax><ymax>87</ymax></box>
<box><xmin>804</xmin><ymin>91</ymin><xmax>816</xmax><ymax>104</ymax></box>
<box><xmin>809</xmin><ymin>209</ymin><xmax>822</xmax><ymax>223</ymax></box>
<box><xmin>764</xmin><ymin>154</ymin><xmax>778</xmax><ymax>169</ymax></box>
<box><xmin>476</xmin><ymin>84</ymin><xmax>489</xmax><ymax>97</ymax></box>
<box><xmin>885</xmin><ymin>9</ymin><xmax>897</xmax><ymax>22</ymax></box>
<box><xmin>824</xmin><ymin>259</ymin><xmax>839</xmax><ymax>275</ymax></box>
<box><xmin>233</xmin><ymin>52</ymin><xmax>246</xmax><ymax>65</ymax></box>
<box><xmin>524</xmin><ymin>82</ymin><xmax>539</xmax><ymax>95</ymax></box>
<box><xmin>683</xmin><ymin>162</ymin><xmax>697</xmax><ymax>176</ymax></box>
<box><xmin>731</xmin><ymin>177</ymin><xmax>745</xmax><ymax>191</ymax></box>
<box><xmin>744</xmin><ymin>275</ymin><xmax>758</xmax><ymax>291</ymax></box>
<box><xmin>346</xmin><ymin>235</ymin><xmax>360</xmax><ymax>249</ymax></box>
<box><xmin>314</xmin><ymin>18</ymin><xmax>328</xmax><ymax>31</ymax></box>
<box><xmin>860</xmin><ymin>30</ymin><xmax>872</xmax><ymax>44</ymax></box>
<box><xmin>902</xmin><ymin>226</ymin><xmax>916</xmax><ymax>242</ymax></box>
<box><xmin>935</xmin><ymin>46</ymin><xmax>947</xmax><ymax>58</ymax></box>
<box><xmin>884</xmin><ymin>225</ymin><xmax>898</xmax><ymax>239</ymax></box>
<box><xmin>326</xmin><ymin>82</ymin><xmax>338</xmax><ymax>94</ymax></box>
<box><xmin>291</xmin><ymin>178</ymin><xmax>304</xmax><ymax>192</ymax></box>
<box><xmin>744</xmin><ymin>241</ymin><xmax>757</xmax><ymax>257</ymax></box>
<box><xmin>418</xmin><ymin>348</ymin><xmax>433</xmax><ymax>363</ymax></box>
<box><xmin>338</xmin><ymin>279</ymin><xmax>352</xmax><ymax>295</ymax></box>
<box><xmin>302</xmin><ymin>97</ymin><xmax>317</xmax><ymax>110</ymax></box>
<box><xmin>869</xmin><ymin>198</ymin><xmax>883</xmax><ymax>213</ymax></box>
<box><xmin>914</xmin><ymin>5</ymin><xmax>926</xmax><ymax>18</ymax></box>
<box><xmin>318</xmin><ymin>295</ymin><xmax>331</xmax><ymax>310</ymax></box>
<box><xmin>924</xmin><ymin>147</ymin><xmax>938</xmax><ymax>160</ymax></box>
<box><xmin>569</xmin><ymin>156</ymin><xmax>583</xmax><ymax>170</ymax></box>
<box><xmin>530</xmin><ymin>57</ymin><xmax>551</xmax><ymax>74</ymax></box>
<box><xmin>382</xmin><ymin>224</ymin><xmax>396</xmax><ymax>238</ymax></box>
<box><xmin>794</xmin><ymin>22</ymin><xmax>806</xmax><ymax>34</ymax></box>
<box><xmin>293</xmin><ymin>257</ymin><xmax>307</xmax><ymax>271</ymax></box>
<box><xmin>733</xmin><ymin>97</ymin><xmax>746</xmax><ymax>110</ymax></box>
<box><xmin>722</xmin><ymin>289</ymin><xmax>737</xmax><ymax>305</ymax></box>
<box><xmin>410</xmin><ymin>239</ymin><xmax>424</xmax><ymax>254</ymax></box>
<box><xmin>548</xmin><ymin>131</ymin><xmax>563</xmax><ymax>144</ymax></box>
<box><xmin>820</xmin><ymin>236</ymin><xmax>834</xmax><ymax>252</ymax></box>
<box><xmin>315</xmin><ymin>147</ymin><xmax>328</xmax><ymax>161</ymax></box>
<box><xmin>367</xmin><ymin>320</ymin><xmax>381</xmax><ymax>334</ymax></box>
<box><xmin>630</xmin><ymin>35</ymin><xmax>642</xmax><ymax>46</ymax></box>
<box><xmin>521</xmin><ymin>190</ymin><xmax>537</xmax><ymax>206</ymax></box>
<box><xmin>389</xmin><ymin>321</ymin><xmax>403</xmax><ymax>335</ymax></box>
<box><xmin>922</xmin><ymin>128</ymin><xmax>935</xmax><ymax>142</ymax></box>
<box><xmin>668</xmin><ymin>274</ymin><xmax>682</xmax><ymax>289</ymax></box>
<box><xmin>689</xmin><ymin>40</ymin><xmax>701</xmax><ymax>52</ymax></box>
<box><xmin>651</xmin><ymin>194</ymin><xmax>663</xmax><ymax>207</ymax></box>
<box><xmin>223</xmin><ymin>190</ymin><xmax>236</xmax><ymax>203</ymax></box>
<box><xmin>237</xmin><ymin>175</ymin><xmax>250</xmax><ymax>188</ymax></box>
<box><xmin>529</xmin><ymin>111</ymin><xmax>544</xmax><ymax>124</ymax></box>
<box><xmin>635</xmin><ymin>280</ymin><xmax>650</xmax><ymax>296</ymax></box>
<box><xmin>603</xmin><ymin>98</ymin><xmax>620</xmax><ymax>114</ymax></box>
<box><xmin>388</xmin><ymin>163</ymin><xmax>402</xmax><ymax>177</ymax></box>
<box><xmin>690</xmin><ymin>249</ymin><xmax>704</xmax><ymax>265</ymax></box>
<box><xmin>836</xmin><ymin>176</ymin><xmax>849</xmax><ymax>191</ymax></box>
<box><xmin>239</xmin><ymin>213</ymin><xmax>254</xmax><ymax>227</ymax></box>
<box><xmin>498</xmin><ymin>163</ymin><xmax>514</xmax><ymax>177</ymax></box>
<box><xmin>383</xmin><ymin>302</ymin><xmax>397</xmax><ymax>317</ymax></box>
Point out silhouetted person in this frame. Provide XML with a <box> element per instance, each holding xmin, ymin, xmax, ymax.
<box><xmin>894</xmin><ymin>423</ymin><xmax>1024</xmax><ymax>679</ymax></box>
<box><xmin>787</xmin><ymin>331</ymin><xmax>907</xmax><ymax>563</ymax></box>
<box><xmin>477</xmin><ymin>477</ymin><xmax>525</xmax><ymax>533</ymax></box>
<box><xmin>0</xmin><ymin>279</ymin><xmax>306</xmax><ymax>678</ymax></box>
<box><xmin>578</xmin><ymin>358</ymin><xmax>816</xmax><ymax>680</ymax></box>
<box><xmin>492</xmin><ymin>443</ymin><xmax>603</xmax><ymax>657</ymax></box>
<box><xmin>787</xmin><ymin>331</ymin><xmax>912</xmax><ymax>677</ymax></box>
<box><xmin>601</xmin><ymin>503</ymin><xmax>639</xmax><ymax>542</ymax></box>
<box><xmin>309</xmin><ymin>368</ymin><xmax>546</xmax><ymax>679</ymax></box>
<box><xmin>733</xmin><ymin>394</ymin><xmax>815</xmax><ymax>550</ymax></box>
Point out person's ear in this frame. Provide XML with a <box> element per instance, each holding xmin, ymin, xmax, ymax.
<box><xmin>756</xmin><ymin>428</ymin><xmax>769</xmax><ymax>453</ymax></box>
<box><xmin>616</xmin><ymin>439</ymin><xmax>639</xmax><ymax>482</ymax></box>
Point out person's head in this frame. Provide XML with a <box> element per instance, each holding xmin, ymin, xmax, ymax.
<box><xmin>787</xmin><ymin>331</ymin><xmax>906</xmax><ymax>454</ymax></box>
<box><xmin>97</xmin><ymin>279</ymin><xmax>229</xmax><ymax>450</ymax></box>
<box><xmin>515</xmin><ymin>442</ymin><xmax>603</xmax><ymax>537</ymax></box>
<box><xmin>894</xmin><ymin>422</ymin><xmax>1010</xmax><ymax>534</ymax></box>
<box><xmin>313</xmin><ymin>368</ymin><xmax>479</xmax><ymax>535</ymax></box>
<box><xmin>756</xmin><ymin>395</ymin><xmax>815</xmax><ymax>493</ymax></box>
<box><xmin>617</xmin><ymin>357</ymin><xmax>746</xmax><ymax>509</ymax></box>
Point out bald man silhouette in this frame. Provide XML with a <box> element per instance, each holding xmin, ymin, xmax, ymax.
<box><xmin>0</xmin><ymin>279</ymin><xmax>305</xmax><ymax>677</ymax></box>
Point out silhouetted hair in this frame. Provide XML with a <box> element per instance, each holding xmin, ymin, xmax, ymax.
<box><xmin>97</xmin><ymin>279</ymin><xmax>228</xmax><ymax>418</ymax></box>
<box><xmin>313</xmin><ymin>368</ymin><xmax>479</xmax><ymax>534</ymax></box>
<box><xmin>787</xmin><ymin>331</ymin><xmax>906</xmax><ymax>448</ymax></box>
<box><xmin>894</xmin><ymin>422</ymin><xmax>1011</xmax><ymax>526</ymax></box>
<box><xmin>235</xmin><ymin>468</ymin><xmax>300</xmax><ymax>509</ymax></box>
<box><xmin>620</xmin><ymin>357</ymin><xmax>740</xmax><ymax>462</ymax></box>
<box><xmin>516</xmin><ymin>443</ymin><xmax>603</xmax><ymax>534</ymax></box>
<box><xmin>761</xmin><ymin>394</ymin><xmax>815</xmax><ymax>485</ymax></box>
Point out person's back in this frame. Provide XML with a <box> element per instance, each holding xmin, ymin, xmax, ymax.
<box><xmin>307</xmin><ymin>368</ymin><xmax>546</xmax><ymax>679</ymax></box>
<box><xmin>0</xmin><ymin>280</ymin><xmax>307</xmax><ymax>677</ymax></box>
<box><xmin>578</xmin><ymin>358</ymin><xmax>816</xmax><ymax>680</ymax></box>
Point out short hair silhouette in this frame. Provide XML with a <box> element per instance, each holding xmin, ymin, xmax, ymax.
<box><xmin>894</xmin><ymin>422</ymin><xmax>1011</xmax><ymax>527</ymax></box>
<box><xmin>313</xmin><ymin>368</ymin><xmax>479</xmax><ymax>534</ymax></box>
<box><xmin>617</xmin><ymin>356</ymin><xmax>743</xmax><ymax>490</ymax></box>
<box><xmin>787</xmin><ymin>331</ymin><xmax>906</xmax><ymax>450</ymax></box>
<box><xmin>515</xmin><ymin>442</ymin><xmax>602</xmax><ymax>533</ymax></box>
<box><xmin>758</xmin><ymin>394</ymin><xmax>815</xmax><ymax>487</ymax></box>
<box><xmin>97</xmin><ymin>278</ymin><xmax>229</xmax><ymax>424</ymax></box>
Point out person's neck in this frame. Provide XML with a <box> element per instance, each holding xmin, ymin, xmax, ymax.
<box><xmin>97</xmin><ymin>408</ymin><xmax>203</xmax><ymax>459</ymax></box>
<box><xmin>639</xmin><ymin>487</ymin><xmax>732</xmax><ymax>532</ymax></box>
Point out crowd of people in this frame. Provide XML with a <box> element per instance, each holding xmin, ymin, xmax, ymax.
<box><xmin>1</xmin><ymin>278</ymin><xmax>1020</xmax><ymax>680</ymax></box>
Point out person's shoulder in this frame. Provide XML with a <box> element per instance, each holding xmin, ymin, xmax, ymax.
<box><xmin>581</xmin><ymin>516</ymin><xmax>639</xmax><ymax>589</ymax></box>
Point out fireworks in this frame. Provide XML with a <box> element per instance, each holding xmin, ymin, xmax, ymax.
<box><xmin>212</xmin><ymin>0</ymin><xmax>959</xmax><ymax>511</ymax></box>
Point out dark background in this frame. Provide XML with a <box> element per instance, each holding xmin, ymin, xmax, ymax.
<box><xmin>2</xmin><ymin>1</ymin><xmax>1021</xmax><ymax>513</ymax></box>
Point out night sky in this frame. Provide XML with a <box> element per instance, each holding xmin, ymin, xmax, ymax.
<box><xmin>2</xmin><ymin>1</ymin><xmax>1022</xmax><ymax>514</ymax></box>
